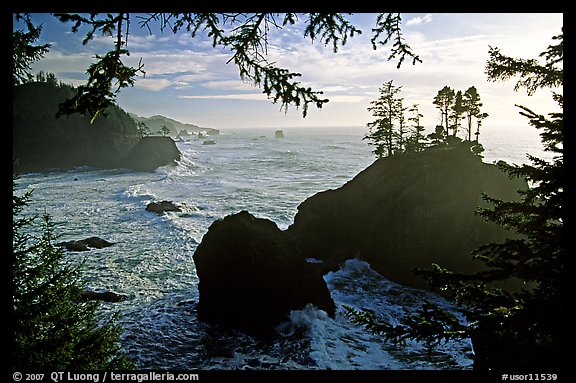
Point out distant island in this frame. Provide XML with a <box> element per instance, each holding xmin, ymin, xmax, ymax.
<box><xmin>129</xmin><ymin>113</ymin><xmax>220</xmax><ymax>137</ymax></box>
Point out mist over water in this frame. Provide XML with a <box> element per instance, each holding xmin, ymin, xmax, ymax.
<box><xmin>14</xmin><ymin>125</ymin><xmax>549</xmax><ymax>370</ymax></box>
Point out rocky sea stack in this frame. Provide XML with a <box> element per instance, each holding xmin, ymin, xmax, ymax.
<box><xmin>287</xmin><ymin>144</ymin><xmax>526</xmax><ymax>289</ymax></box>
<box><xmin>123</xmin><ymin>136</ymin><xmax>181</xmax><ymax>172</ymax></box>
<box><xmin>193</xmin><ymin>211</ymin><xmax>336</xmax><ymax>337</ymax></box>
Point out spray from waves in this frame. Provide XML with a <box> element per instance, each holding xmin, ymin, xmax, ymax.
<box><xmin>283</xmin><ymin>259</ymin><xmax>474</xmax><ymax>370</ymax></box>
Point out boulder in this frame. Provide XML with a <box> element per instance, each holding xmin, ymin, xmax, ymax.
<box><xmin>81</xmin><ymin>290</ymin><xmax>128</xmax><ymax>302</ymax></box>
<box><xmin>193</xmin><ymin>210</ymin><xmax>336</xmax><ymax>336</ymax></box>
<box><xmin>274</xmin><ymin>130</ymin><xmax>285</xmax><ymax>138</ymax></box>
<box><xmin>57</xmin><ymin>236</ymin><xmax>115</xmax><ymax>252</ymax></box>
<box><xmin>287</xmin><ymin>144</ymin><xmax>527</xmax><ymax>289</ymax></box>
<box><xmin>146</xmin><ymin>200</ymin><xmax>182</xmax><ymax>215</ymax></box>
<box><xmin>123</xmin><ymin>136</ymin><xmax>181</xmax><ymax>172</ymax></box>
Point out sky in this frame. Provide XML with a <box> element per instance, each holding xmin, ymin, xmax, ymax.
<box><xmin>20</xmin><ymin>13</ymin><xmax>563</xmax><ymax>131</ymax></box>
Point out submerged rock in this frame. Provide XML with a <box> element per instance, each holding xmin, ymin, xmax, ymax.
<box><xmin>146</xmin><ymin>200</ymin><xmax>182</xmax><ymax>215</ymax></box>
<box><xmin>193</xmin><ymin>210</ymin><xmax>336</xmax><ymax>336</ymax></box>
<box><xmin>81</xmin><ymin>290</ymin><xmax>128</xmax><ymax>302</ymax></box>
<box><xmin>57</xmin><ymin>236</ymin><xmax>115</xmax><ymax>252</ymax></box>
<box><xmin>287</xmin><ymin>144</ymin><xmax>527</xmax><ymax>289</ymax></box>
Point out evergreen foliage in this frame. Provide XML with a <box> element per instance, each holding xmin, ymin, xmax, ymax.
<box><xmin>13</xmin><ymin>14</ymin><xmax>50</xmax><ymax>85</ymax></box>
<box><xmin>364</xmin><ymin>82</ymin><xmax>487</xmax><ymax>158</ymax></box>
<box><xmin>344</xmin><ymin>301</ymin><xmax>467</xmax><ymax>360</ymax></box>
<box><xmin>346</xmin><ymin>31</ymin><xmax>563</xmax><ymax>370</ymax></box>
<box><xmin>12</xmin><ymin>167</ymin><xmax>133</xmax><ymax>369</ymax></box>
<box><xmin>363</xmin><ymin>80</ymin><xmax>404</xmax><ymax>158</ymax></box>
<box><xmin>16</xmin><ymin>13</ymin><xmax>419</xmax><ymax>122</ymax></box>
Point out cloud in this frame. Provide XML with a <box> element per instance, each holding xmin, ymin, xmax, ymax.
<box><xmin>328</xmin><ymin>95</ymin><xmax>371</xmax><ymax>103</ymax></box>
<box><xmin>134</xmin><ymin>78</ymin><xmax>174</xmax><ymax>91</ymax></box>
<box><xmin>201</xmin><ymin>80</ymin><xmax>259</xmax><ymax>91</ymax></box>
<box><xmin>406</xmin><ymin>14</ymin><xmax>433</xmax><ymax>27</ymax></box>
<box><xmin>178</xmin><ymin>93</ymin><xmax>268</xmax><ymax>101</ymax></box>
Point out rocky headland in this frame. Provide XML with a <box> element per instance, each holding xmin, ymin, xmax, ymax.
<box><xmin>287</xmin><ymin>144</ymin><xmax>526</xmax><ymax>289</ymax></box>
<box><xmin>13</xmin><ymin>81</ymin><xmax>181</xmax><ymax>173</ymax></box>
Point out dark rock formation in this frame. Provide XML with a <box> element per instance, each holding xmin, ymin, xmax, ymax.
<box><xmin>146</xmin><ymin>200</ymin><xmax>182</xmax><ymax>215</ymax></box>
<box><xmin>57</xmin><ymin>236</ymin><xmax>115</xmax><ymax>252</ymax></box>
<box><xmin>193</xmin><ymin>210</ymin><xmax>335</xmax><ymax>336</ymax></box>
<box><xmin>122</xmin><ymin>136</ymin><xmax>181</xmax><ymax>172</ymax></box>
<box><xmin>202</xmin><ymin>140</ymin><xmax>216</xmax><ymax>145</ymax></box>
<box><xmin>287</xmin><ymin>145</ymin><xmax>527</xmax><ymax>289</ymax></box>
<box><xmin>81</xmin><ymin>290</ymin><xmax>128</xmax><ymax>302</ymax></box>
<box><xmin>274</xmin><ymin>130</ymin><xmax>285</xmax><ymax>138</ymax></box>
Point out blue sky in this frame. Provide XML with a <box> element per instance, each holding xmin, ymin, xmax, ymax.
<box><xmin>20</xmin><ymin>13</ymin><xmax>563</xmax><ymax>131</ymax></box>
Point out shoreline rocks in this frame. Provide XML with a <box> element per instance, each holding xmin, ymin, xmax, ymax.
<box><xmin>57</xmin><ymin>236</ymin><xmax>115</xmax><ymax>252</ymax></box>
<box><xmin>146</xmin><ymin>200</ymin><xmax>182</xmax><ymax>215</ymax></box>
<box><xmin>81</xmin><ymin>290</ymin><xmax>128</xmax><ymax>302</ymax></box>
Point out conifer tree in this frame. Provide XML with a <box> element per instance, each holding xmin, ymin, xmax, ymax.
<box><xmin>12</xmin><ymin>167</ymin><xmax>133</xmax><ymax>369</ymax></box>
<box><xmin>364</xmin><ymin>80</ymin><xmax>404</xmax><ymax>158</ymax></box>
<box><xmin>433</xmin><ymin>86</ymin><xmax>455</xmax><ymax>137</ymax></box>
<box><xmin>450</xmin><ymin>90</ymin><xmax>465</xmax><ymax>137</ymax></box>
<box><xmin>346</xmin><ymin>30</ymin><xmax>563</xmax><ymax>371</ymax></box>
<box><xmin>405</xmin><ymin>103</ymin><xmax>427</xmax><ymax>152</ymax></box>
<box><xmin>462</xmin><ymin>86</ymin><xmax>484</xmax><ymax>141</ymax></box>
<box><xmin>13</xmin><ymin>14</ymin><xmax>50</xmax><ymax>85</ymax></box>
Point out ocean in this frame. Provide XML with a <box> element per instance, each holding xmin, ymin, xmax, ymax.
<box><xmin>13</xmin><ymin>124</ymin><xmax>549</xmax><ymax>370</ymax></box>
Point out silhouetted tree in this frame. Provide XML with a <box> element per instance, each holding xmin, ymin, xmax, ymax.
<box><xmin>14</xmin><ymin>13</ymin><xmax>420</xmax><ymax>122</ymax></box>
<box><xmin>13</xmin><ymin>14</ymin><xmax>50</xmax><ymax>85</ymax></box>
<box><xmin>136</xmin><ymin>121</ymin><xmax>151</xmax><ymax>138</ymax></box>
<box><xmin>396</xmin><ymin>99</ymin><xmax>408</xmax><ymax>151</ymax></box>
<box><xmin>433</xmin><ymin>86</ymin><xmax>455</xmax><ymax>137</ymax></box>
<box><xmin>475</xmin><ymin>112</ymin><xmax>489</xmax><ymax>143</ymax></box>
<box><xmin>405</xmin><ymin>103</ymin><xmax>427</xmax><ymax>152</ymax></box>
<box><xmin>449</xmin><ymin>90</ymin><xmax>465</xmax><ymax>137</ymax></box>
<box><xmin>364</xmin><ymin>80</ymin><xmax>404</xmax><ymax>158</ymax></box>
<box><xmin>462</xmin><ymin>86</ymin><xmax>484</xmax><ymax>141</ymax></box>
<box><xmin>427</xmin><ymin>125</ymin><xmax>446</xmax><ymax>147</ymax></box>
<box><xmin>12</xmin><ymin>166</ymin><xmax>133</xmax><ymax>369</ymax></box>
<box><xmin>159</xmin><ymin>125</ymin><xmax>171</xmax><ymax>137</ymax></box>
<box><xmin>345</xmin><ymin>30</ymin><xmax>563</xmax><ymax>371</ymax></box>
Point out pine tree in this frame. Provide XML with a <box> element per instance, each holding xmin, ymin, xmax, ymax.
<box><xmin>13</xmin><ymin>14</ymin><xmax>50</xmax><ymax>85</ymax></box>
<box><xmin>450</xmin><ymin>90</ymin><xmax>465</xmax><ymax>137</ymax></box>
<box><xmin>12</xmin><ymin>166</ymin><xmax>133</xmax><ymax>369</ymax></box>
<box><xmin>405</xmin><ymin>103</ymin><xmax>427</xmax><ymax>152</ymax></box>
<box><xmin>433</xmin><ymin>86</ymin><xmax>455</xmax><ymax>137</ymax></box>
<box><xmin>345</xmin><ymin>30</ymin><xmax>563</xmax><ymax>370</ymax></box>
<box><xmin>462</xmin><ymin>86</ymin><xmax>485</xmax><ymax>141</ymax></box>
<box><xmin>364</xmin><ymin>80</ymin><xmax>404</xmax><ymax>158</ymax></box>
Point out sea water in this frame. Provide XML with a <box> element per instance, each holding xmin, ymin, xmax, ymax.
<box><xmin>13</xmin><ymin>125</ymin><xmax>550</xmax><ymax>370</ymax></box>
